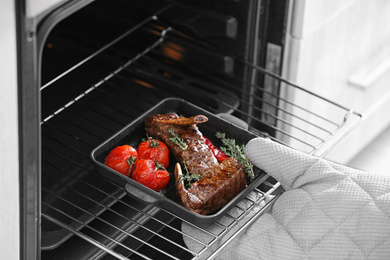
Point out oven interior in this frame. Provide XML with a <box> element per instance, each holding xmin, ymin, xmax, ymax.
<box><xmin>38</xmin><ymin>0</ymin><xmax>361</xmax><ymax>259</ymax></box>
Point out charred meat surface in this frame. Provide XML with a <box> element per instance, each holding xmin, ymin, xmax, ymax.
<box><xmin>145</xmin><ymin>113</ymin><xmax>247</xmax><ymax>214</ymax></box>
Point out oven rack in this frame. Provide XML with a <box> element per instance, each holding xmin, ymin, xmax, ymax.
<box><xmin>42</xmin><ymin>177</ymin><xmax>280</xmax><ymax>260</ymax></box>
<box><xmin>41</xmin><ymin>15</ymin><xmax>362</xmax><ymax>156</ymax></box>
<box><xmin>40</xmin><ymin>14</ymin><xmax>362</xmax><ymax>259</ymax></box>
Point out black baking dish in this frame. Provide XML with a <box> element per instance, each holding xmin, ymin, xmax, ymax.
<box><xmin>91</xmin><ymin>97</ymin><xmax>268</xmax><ymax>227</ymax></box>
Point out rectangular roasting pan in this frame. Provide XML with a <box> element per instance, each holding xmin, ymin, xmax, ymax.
<box><xmin>91</xmin><ymin>97</ymin><xmax>268</xmax><ymax>227</ymax></box>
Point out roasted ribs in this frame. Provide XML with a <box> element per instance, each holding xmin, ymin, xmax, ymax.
<box><xmin>145</xmin><ymin>113</ymin><xmax>247</xmax><ymax>215</ymax></box>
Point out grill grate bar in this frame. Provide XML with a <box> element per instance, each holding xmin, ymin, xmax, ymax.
<box><xmin>42</xmin><ymin>163</ymin><xmax>196</xmax><ymax>257</ymax></box>
<box><xmin>175</xmin><ymin>185</ymin><xmax>278</xmax><ymax>259</ymax></box>
<box><xmin>132</xmin><ymin>74</ymin><xmax>317</xmax><ymax>153</ymax></box>
<box><xmin>42</xmin><ymin>18</ymin><xmax>359</xmax><ymax>152</ymax></box>
<box><xmin>154</xmin><ymin>40</ymin><xmax>340</xmax><ymax>130</ymax></box>
<box><xmin>42</xmin><ymin>188</ymin><xmax>184</xmax><ymax>260</ymax></box>
<box><xmin>42</xmin><ymin>213</ymin><xmax>132</xmax><ymax>260</ymax></box>
<box><xmin>126</xmin><ymin>55</ymin><xmax>329</xmax><ymax>148</ymax></box>
<box><xmin>208</xmin><ymin>191</ymin><xmax>281</xmax><ymax>259</ymax></box>
<box><xmin>40</xmin><ymin>10</ymin><xmax>171</xmax><ymax>92</ymax></box>
<box><xmin>42</xmin><ymin>203</ymin><xmax>153</xmax><ymax>260</ymax></box>
<box><xmin>41</xmin><ymin>19</ymin><xmax>171</xmax><ymax>124</ymax></box>
<box><xmin>124</xmin><ymin>60</ymin><xmax>319</xmax><ymax>152</ymax></box>
<box><xmin>145</xmin><ymin>37</ymin><xmax>361</xmax><ymax>154</ymax></box>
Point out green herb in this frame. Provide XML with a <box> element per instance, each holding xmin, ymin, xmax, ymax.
<box><xmin>168</xmin><ymin>128</ymin><xmax>188</xmax><ymax>150</ymax></box>
<box><xmin>216</xmin><ymin>132</ymin><xmax>254</xmax><ymax>181</ymax></box>
<box><xmin>126</xmin><ymin>155</ymin><xmax>137</xmax><ymax>176</ymax></box>
<box><xmin>148</xmin><ymin>138</ymin><xmax>161</xmax><ymax>148</ymax></box>
<box><xmin>153</xmin><ymin>160</ymin><xmax>165</xmax><ymax>171</ymax></box>
<box><xmin>179</xmin><ymin>162</ymin><xmax>203</xmax><ymax>189</ymax></box>
<box><xmin>142</xmin><ymin>135</ymin><xmax>164</xmax><ymax>150</ymax></box>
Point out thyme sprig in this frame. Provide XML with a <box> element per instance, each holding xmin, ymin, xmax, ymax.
<box><xmin>179</xmin><ymin>162</ymin><xmax>203</xmax><ymax>189</ymax></box>
<box><xmin>216</xmin><ymin>132</ymin><xmax>254</xmax><ymax>181</ymax></box>
<box><xmin>168</xmin><ymin>128</ymin><xmax>188</xmax><ymax>150</ymax></box>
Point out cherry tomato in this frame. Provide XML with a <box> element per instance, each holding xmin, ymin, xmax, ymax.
<box><xmin>105</xmin><ymin>145</ymin><xmax>138</xmax><ymax>177</ymax></box>
<box><xmin>137</xmin><ymin>139</ymin><xmax>170</xmax><ymax>168</ymax></box>
<box><xmin>132</xmin><ymin>159</ymin><xmax>170</xmax><ymax>191</ymax></box>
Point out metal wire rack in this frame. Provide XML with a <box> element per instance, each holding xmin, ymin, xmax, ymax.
<box><xmin>40</xmin><ymin>15</ymin><xmax>361</xmax><ymax>259</ymax></box>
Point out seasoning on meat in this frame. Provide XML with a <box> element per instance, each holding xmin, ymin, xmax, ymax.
<box><xmin>145</xmin><ymin>113</ymin><xmax>247</xmax><ymax>215</ymax></box>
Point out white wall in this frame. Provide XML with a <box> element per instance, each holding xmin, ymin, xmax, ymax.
<box><xmin>0</xmin><ymin>0</ymin><xmax>20</xmax><ymax>259</ymax></box>
<box><xmin>286</xmin><ymin>0</ymin><xmax>390</xmax><ymax>163</ymax></box>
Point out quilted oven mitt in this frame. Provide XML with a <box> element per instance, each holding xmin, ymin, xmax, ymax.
<box><xmin>182</xmin><ymin>137</ymin><xmax>390</xmax><ymax>260</ymax></box>
<box><xmin>213</xmin><ymin>137</ymin><xmax>390</xmax><ymax>259</ymax></box>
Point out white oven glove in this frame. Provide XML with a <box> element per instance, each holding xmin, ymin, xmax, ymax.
<box><xmin>182</xmin><ymin>137</ymin><xmax>390</xmax><ymax>259</ymax></box>
<box><xmin>215</xmin><ymin>137</ymin><xmax>390</xmax><ymax>259</ymax></box>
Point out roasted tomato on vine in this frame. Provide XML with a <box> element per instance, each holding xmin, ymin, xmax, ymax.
<box><xmin>105</xmin><ymin>145</ymin><xmax>138</xmax><ymax>177</ymax></box>
<box><xmin>137</xmin><ymin>138</ymin><xmax>170</xmax><ymax>168</ymax></box>
<box><xmin>132</xmin><ymin>159</ymin><xmax>170</xmax><ymax>191</ymax></box>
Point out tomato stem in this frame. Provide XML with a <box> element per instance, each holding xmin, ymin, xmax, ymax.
<box><xmin>126</xmin><ymin>155</ymin><xmax>137</xmax><ymax>176</ymax></box>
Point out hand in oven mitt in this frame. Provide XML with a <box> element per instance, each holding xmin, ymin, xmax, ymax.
<box><xmin>216</xmin><ymin>137</ymin><xmax>390</xmax><ymax>260</ymax></box>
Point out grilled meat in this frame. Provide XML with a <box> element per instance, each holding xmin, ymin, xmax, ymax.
<box><xmin>145</xmin><ymin>113</ymin><xmax>247</xmax><ymax>214</ymax></box>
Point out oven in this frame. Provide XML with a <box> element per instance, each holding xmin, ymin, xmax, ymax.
<box><xmin>6</xmin><ymin>0</ymin><xmax>362</xmax><ymax>259</ymax></box>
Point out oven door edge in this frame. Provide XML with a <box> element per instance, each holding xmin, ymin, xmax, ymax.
<box><xmin>16</xmin><ymin>1</ymin><xmax>98</xmax><ymax>259</ymax></box>
<box><xmin>16</xmin><ymin>0</ymin><xmax>41</xmax><ymax>259</ymax></box>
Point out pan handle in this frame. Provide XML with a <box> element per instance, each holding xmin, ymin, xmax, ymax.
<box><xmin>125</xmin><ymin>183</ymin><xmax>159</xmax><ymax>205</ymax></box>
